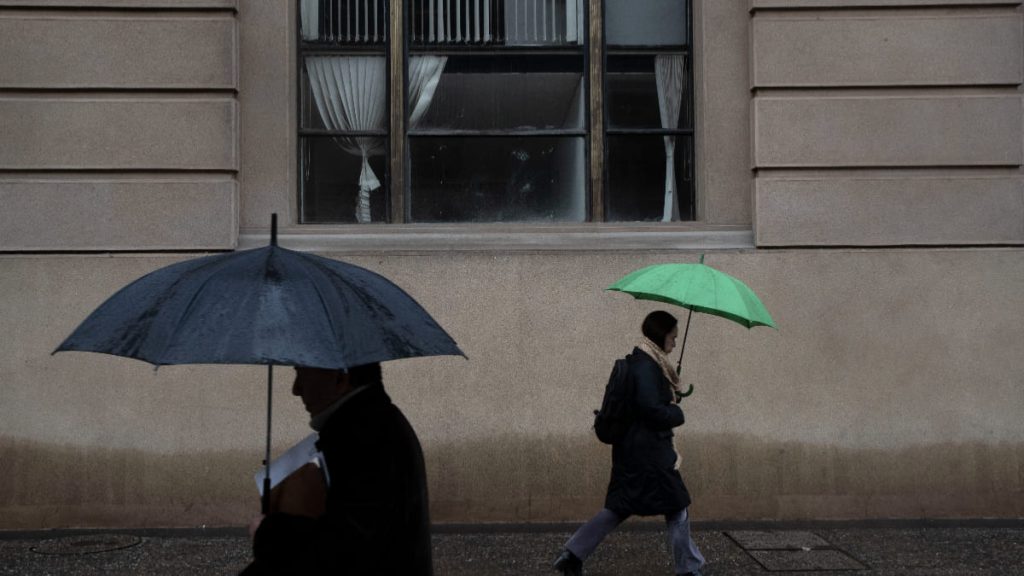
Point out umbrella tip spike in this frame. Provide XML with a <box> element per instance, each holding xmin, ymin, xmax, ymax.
<box><xmin>270</xmin><ymin>213</ymin><xmax>278</xmax><ymax>247</ymax></box>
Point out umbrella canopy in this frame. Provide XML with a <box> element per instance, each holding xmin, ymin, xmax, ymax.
<box><xmin>55</xmin><ymin>244</ymin><xmax>464</xmax><ymax>369</ymax></box>
<box><xmin>54</xmin><ymin>216</ymin><xmax>463</xmax><ymax>512</ymax></box>
<box><xmin>607</xmin><ymin>261</ymin><xmax>776</xmax><ymax>330</ymax></box>
<box><xmin>607</xmin><ymin>256</ymin><xmax>775</xmax><ymax>380</ymax></box>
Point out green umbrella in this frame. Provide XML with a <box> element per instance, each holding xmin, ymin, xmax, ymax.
<box><xmin>607</xmin><ymin>255</ymin><xmax>776</xmax><ymax>378</ymax></box>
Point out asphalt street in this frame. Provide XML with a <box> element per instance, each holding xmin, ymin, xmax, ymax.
<box><xmin>0</xmin><ymin>520</ymin><xmax>1022</xmax><ymax>575</ymax></box>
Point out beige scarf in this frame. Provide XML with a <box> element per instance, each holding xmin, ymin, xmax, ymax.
<box><xmin>637</xmin><ymin>336</ymin><xmax>685</xmax><ymax>470</ymax></box>
<box><xmin>637</xmin><ymin>336</ymin><xmax>681</xmax><ymax>391</ymax></box>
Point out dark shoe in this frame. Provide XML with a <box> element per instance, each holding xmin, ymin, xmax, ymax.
<box><xmin>553</xmin><ymin>549</ymin><xmax>582</xmax><ymax>576</ymax></box>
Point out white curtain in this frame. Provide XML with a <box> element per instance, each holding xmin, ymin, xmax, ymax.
<box><xmin>655</xmin><ymin>54</ymin><xmax>685</xmax><ymax>222</ymax></box>
<box><xmin>306</xmin><ymin>55</ymin><xmax>446</xmax><ymax>222</ymax></box>
<box><xmin>409</xmin><ymin>56</ymin><xmax>447</xmax><ymax>128</ymax></box>
<box><xmin>306</xmin><ymin>56</ymin><xmax>386</xmax><ymax>223</ymax></box>
<box><xmin>301</xmin><ymin>0</ymin><xmax>320</xmax><ymax>41</ymax></box>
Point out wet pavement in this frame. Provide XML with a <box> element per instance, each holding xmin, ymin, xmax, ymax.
<box><xmin>0</xmin><ymin>520</ymin><xmax>1022</xmax><ymax>575</ymax></box>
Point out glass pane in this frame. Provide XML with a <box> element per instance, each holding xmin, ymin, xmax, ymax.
<box><xmin>409</xmin><ymin>0</ymin><xmax>583</xmax><ymax>47</ymax></box>
<box><xmin>301</xmin><ymin>55</ymin><xmax>387</xmax><ymax>131</ymax></box>
<box><xmin>300</xmin><ymin>0</ymin><xmax>388</xmax><ymax>45</ymax></box>
<box><xmin>301</xmin><ymin>137</ymin><xmax>389</xmax><ymax>223</ymax></box>
<box><xmin>411</xmin><ymin>55</ymin><xmax>584</xmax><ymax>130</ymax></box>
<box><xmin>409</xmin><ymin>137</ymin><xmax>586</xmax><ymax>222</ymax></box>
<box><xmin>606</xmin><ymin>135</ymin><xmax>693</xmax><ymax>222</ymax></box>
<box><xmin>607</xmin><ymin>54</ymin><xmax>691</xmax><ymax>130</ymax></box>
<box><xmin>606</xmin><ymin>0</ymin><xmax>687</xmax><ymax>47</ymax></box>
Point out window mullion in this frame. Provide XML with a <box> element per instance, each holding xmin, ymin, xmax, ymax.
<box><xmin>588</xmin><ymin>0</ymin><xmax>603</xmax><ymax>222</ymax></box>
<box><xmin>389</xmin><ymin>0</ymin><xmax>405</xmax><ymax>223</ymax></box>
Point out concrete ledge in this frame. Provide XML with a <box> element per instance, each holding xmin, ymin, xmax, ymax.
<box><xmin>0</xmin><ymin>13</ymin><xmax>237</xmax><ymax>90</ymax></box>
<box><xmin>0</xmin><ymin>178</ymin><xmax>238</xmax><ymax>250</ymax></box>
<box><xmin>237</xmin><ymin>227</ymin><xmax>756</xmax><ymax>253</ymax></box>
<box><xmin>755</xmin><ymin>176</ymin><xmax>1024</xmax><ymax>246</ymax></box>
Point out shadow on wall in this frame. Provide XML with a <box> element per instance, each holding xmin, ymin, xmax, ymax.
<box><xmin>423</xmin><ymin>432</ymin><xmax>1024</xmax><ymax>523</ymax></box>
<box><xmin>1</xmin><ymin>433</ymin><xmax>1021</xmax><ymax>529</ymax></box>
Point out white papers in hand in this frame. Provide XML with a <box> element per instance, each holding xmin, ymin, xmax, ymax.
<box><xmin>254</xmin><ymin>433</ymin><xmax>328</xmax><ymax>496</ymax></box>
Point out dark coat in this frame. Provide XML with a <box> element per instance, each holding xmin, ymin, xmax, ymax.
<box><xmin>247</xmin><ymin>383</ymin><xmax>433</xmax><ymax>576</ymax></box>
<box><xmin>604</xmin><ymin>348</ymin><xmax>692</xmax><ymax>517</ymax></box>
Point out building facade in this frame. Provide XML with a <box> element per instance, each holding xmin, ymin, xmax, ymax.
<box><xmin>0</xmin><ymin>0</ymin><xmax>1021</xmax><ymax>529</ymax></box>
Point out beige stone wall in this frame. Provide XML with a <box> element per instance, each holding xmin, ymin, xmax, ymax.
<box><xmin>0</xmin><ymin>1</ymin><xmax>239</xmax><ymax>250</ymax></box>
<box><xmin>751</xmin><ymin>0</ymin><xmax>1024</xmax><ymax>247</ymax></box>
<box><xmin>0</xmin><ymin>0</ymin><xmax>1022</xmax><ymax>529</ymax></box>
<box><xmin>1</xmin><ymin>249</ymin><xmax>1022</xmax><ymax>528</ymax></box>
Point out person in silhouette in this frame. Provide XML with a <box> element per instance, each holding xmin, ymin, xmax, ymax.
<box><xmin>242</xmin><ymin>363</ymin><xmax>432</xmax><ymax>576</ymax></box>
<box><xmin>553</xmin><ymin>311</ymin><xmax>705</xmax><ymax>576</ymax></box>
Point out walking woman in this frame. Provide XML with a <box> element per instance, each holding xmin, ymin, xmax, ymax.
<box><xmin>553</xmin><ymin>310</ymin><xmax>705</xmax><ymax>576</ymax></box>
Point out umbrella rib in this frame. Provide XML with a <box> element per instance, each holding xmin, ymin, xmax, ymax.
<box><xmin>296</xmin><ymin>252</ymin><xmax>353</xmax><ymax>367</ymax></box>
<box><xmin>160</xmin><ymin>256</ymin><xmax>240</xmax><ymax>360</ymax></box>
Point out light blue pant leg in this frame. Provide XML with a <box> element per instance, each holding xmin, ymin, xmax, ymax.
<box><xmin>565</xmin><ymin>508</ymin><xmax>626</xmax><ymax>561</ymax></box>
<box><xmin>665</xmin><ymin>508</ymin><xmax>705</xmax><ymax>575</ymax></box>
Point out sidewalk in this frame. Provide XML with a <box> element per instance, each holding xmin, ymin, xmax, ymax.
<box><xmin>0</xmin><ymin>520</ymin><xmax>1021</xmax><ymax>575</ymax></box>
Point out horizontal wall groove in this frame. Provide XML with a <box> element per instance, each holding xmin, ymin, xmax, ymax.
<box><xmin>0</xmin><ymin>4</ymin><xmax>235</xmax><ymax>13</ymax></box>
<box><xmin>751</xmin><ymin>1</ymin><xmax>1021</xmax><ymax>13</ymax></box>
<box><xmin>0</xmin><ymin>92</ymin><xmax>238</xmax><ymax>99</ymax></box>
<box><xmin>752</xmin><ymin>86</ymin><xmax>1021</xmax><ymax>97</ymax></box>
<box><xmin>753</xmin><ymin>163</ymin><xmax>1024</xmax><ymax>170</ymax></box>
<box><xmin>0</xmin><ymin>7</ymin><xmax>236</xmax><ymax>15</ymax></box>
<box><xmin>755</xmin><ymin>244</ymin><xmax>1024</xmax><ymax>250</ymax></box>
<box><xmin>751</xmin><ymin>7</ymin><xmax>1022</xmax><ymax>17</ymax></box>
<box><xmin>0</xmin><ymin>169</ymin><xmax>239</xmax><ymax>176</ymax></box>
<box><xmin>0</xmin><ymin>88</ymin><xmax>238</xmax><ymax>95</ymax></box>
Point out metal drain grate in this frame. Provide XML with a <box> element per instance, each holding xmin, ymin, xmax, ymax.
<box><xmin>726</xmin><ymin>530</ymin><xmax>868</xmax><ymax>572</ymax></box>
<box><xmin>30</xmin><ymin>534</ymin><xmax>142</xmax><ymax>556</ymax></box>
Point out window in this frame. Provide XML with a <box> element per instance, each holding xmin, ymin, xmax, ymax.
<box><xmin>298</xmin><ymin>0</ymin><xmax>693</xmax><ymax>224</ymax></box>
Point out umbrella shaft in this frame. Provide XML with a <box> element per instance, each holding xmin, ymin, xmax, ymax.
<box><xmin>677</xmin><ymin>308</ymin><xmax>693</xmax><ymax>374</ymax></box>
<box><xmin>262</xmin><ymin>364</ymin><xmax>273</xmax><ymax>514</ymax></box>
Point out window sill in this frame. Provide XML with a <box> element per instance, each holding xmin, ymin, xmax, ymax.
<box><xmin>237</xmin><ymin>224</ymin><xmax>754</xmax><ymax>253</ymax></box>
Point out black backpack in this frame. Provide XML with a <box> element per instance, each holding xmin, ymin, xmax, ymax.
<box><xmin>593</xmin><ymin>355</ymin><xmax>635</xmax><ymax>444</ymax></box>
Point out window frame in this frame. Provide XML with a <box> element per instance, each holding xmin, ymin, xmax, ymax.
<box><xmin>601</xmin><ymin>0</ymin><xmax>695</xmax><ymax>222</ymax></box>
<box><xmin>296</xmin><ymin>0</ymin><xmax>696</xmax><ymax>225</ymax></box>
<box><xmin>296</xmin><ymin>2</ymin><xmax>393</xmax><ymax>223</ymax></box>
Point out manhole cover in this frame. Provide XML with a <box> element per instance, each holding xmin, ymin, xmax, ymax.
<box><xmin>750</xmin><ymin>549</ymin><xmax>868</xmax><ymax>571</ymax></box>
<box><xmin>726</xmin><ymin>530</ymin><xmax>868</xmax><ymax>571</ymax></box>
<box><xmin>727</xmin><ymin>530</ymin><xmax>832</xmax><ymax>550</ymax></box>
<box><xmin>30</xmin><ymin>534</ymin><xmax>142</xmax><ymax>555</ymax></box>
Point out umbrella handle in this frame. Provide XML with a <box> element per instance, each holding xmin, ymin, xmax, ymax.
<box><xmin>674</xmin><ymin>383</ymin><xmax>694</xmax><ymax>402</ymax></box>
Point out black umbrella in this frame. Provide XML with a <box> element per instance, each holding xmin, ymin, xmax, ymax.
<box><xmin>54</xmin><ymin>214</ymin><xmax>464</xmax><ymax>511</ymax></box>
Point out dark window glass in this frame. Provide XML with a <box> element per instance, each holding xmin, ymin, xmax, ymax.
<box><xmin>301</xmin><ymin>137</ymin><xmax>390</xmax><ymax>223</ymax></box>
<box><xmin>409</xmin><ymin>137</ymin><xmax>586</xmax><ymax>222</ymax></box>
<box><xmin>412</xmin><ymin>55</ymin><xmax>585</xmax><ymax>131</ymax></box>
<box><xmin>607</xmin><ymin>55</ymin><xmax>661</xmax><ymax>129</ymax></box>
<box><xmin>605</xmin><ymin>51</ymin><xmax>692</xmax><ymax>222</ymax></box>
<box><xmin>297</xmin><ymin>0</ymin><xmax>695</xmax><ymax>225</ymax></box>
<box><xmin>605</xmin><ymin>135</ymin><xmax>693</xmax><ymax>222</ymax></box>
<box><xmin>605</xmin><ymin>0</ymin><xmax>687</xmax><ymax>47</ymax></box>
